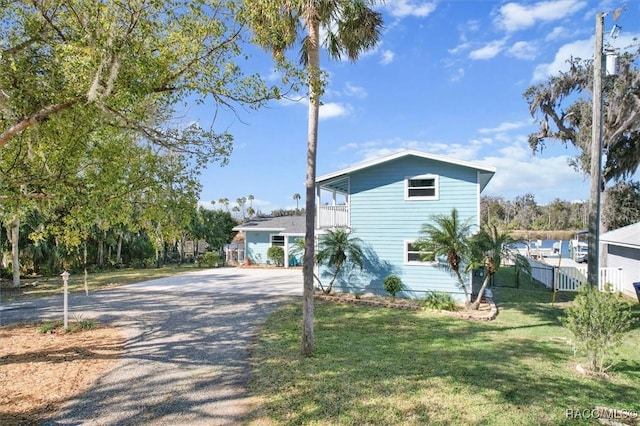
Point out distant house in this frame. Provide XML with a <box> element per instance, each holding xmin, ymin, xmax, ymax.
<box><xmin>315</xmin><ymin>150</ymin><xmax>495</xmax><ymax>300</ymax></box>
<box><xmin>232</xmin><ymin>216</ymin><xmax>305</xmax><ymax>267</ymax></box>
<box><xmin>600</xmin><ymin>222</ymin><xmax>640</xmax><ymax>299</ymax></box>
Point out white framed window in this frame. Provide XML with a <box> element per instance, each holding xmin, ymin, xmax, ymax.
<box><xmin>405</xmin><ymin>174</ymin><xmax>439</xmax><ymax>200</ymax></box>
<box><xmin>405</xmin><ymin>240</ymin><xmax>435</xmax><ymax>265</ymax></box>
<box><xmin>270</xmin><ymin>235</ymin><xmax>285</xmax><ymax>247</ymax></box>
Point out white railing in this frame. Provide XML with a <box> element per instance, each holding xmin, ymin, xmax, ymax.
<box><xmin>525</xmin><ymin>258</ymin><xmax>626</xmax><ymax>293</ymax></box>
<box><xmin>317</xmin><ymin>204</ymin><xmax>349</xmax><ymax>228</ymax></box>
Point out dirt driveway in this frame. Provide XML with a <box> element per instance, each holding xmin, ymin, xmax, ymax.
<box><xmin>1</xmin><ymin>267</ymin><xmax>302</xmax><ymax>425</ymax></box>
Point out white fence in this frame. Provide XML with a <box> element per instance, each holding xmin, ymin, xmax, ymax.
<box><xmin>525</xmin><ymin>258</ymin><xmax>625</xmax><ymax>293</ymax></box>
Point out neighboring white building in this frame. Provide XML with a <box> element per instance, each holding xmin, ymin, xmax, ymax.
<box><xmin>601</xmin><ymin>222</ymin><xmax>640</xmax><ymax>300</ymax></box>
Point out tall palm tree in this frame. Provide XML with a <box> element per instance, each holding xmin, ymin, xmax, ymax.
<box><xmin>245</xmin><ymin>0</ymin><xmax>383</xmax><ymax>355</ymax></box>
<box><xmin>218</xmin><ymin>198</ymin><xmax>229</xmax><ymax>212</ymax></box>
<box><xmin>316</xmin><ymin>229</ymin><xmax>364</xmax><ymax>294</ymax></box>
<box><xmin>248</xmin><ymin>194</ymin><xmax>254</xmax><ymax>209</ymax></box>
<box><xmin>416</xmin><ymin>208</ymin><xmax>473</xmax><ymax>304</ymax></box>
<box><xmin>293</xmin><ymin>193</ymin><xmax>301</xmax><ymax>210</ymax></box>
<box><xmin>466</xmin><ymin>225</ymin><xmax>530</xmax><ymax>310</ymax></box>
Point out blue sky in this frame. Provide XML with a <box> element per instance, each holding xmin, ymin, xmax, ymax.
<box><xmin>192</xmin><ymin>0</ymin><xmax>640</xmax><ymax>214</ymax></box>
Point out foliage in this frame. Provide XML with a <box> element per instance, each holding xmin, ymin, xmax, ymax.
<box><xmin>480</xmin><ymin>194</ymin><xmax>588</xmax><ymax>231</ymax></box>
<box><xmin>202</xmin><ymin>251</ymin><xmax>221</xmax><ymax>268</ymax></box>
<box><xmin>419</xmin><ymin>291</ymin><xmax>458</xmax><ymax>311</ymax></box>
<box><xmin>602</xmin><ymin>180</ymin><xmax>640</xmax><ymax>231</ymax></box>
<box><xmin>316</xmin><ymin>229</ymin><xmax>364</xmax><ymax>294</ymax></box>
<box><xmin>466</xmin><ymin>224</ymin><xmax>531</xmax><ymax>310</ymax></box>
<box><xmin>267</xmin><ymin>246</ymin><xmax>285</xmax><ymax>266</ymax></box>
<box><xmin>382</xmin><ymin>275</ymin><xmax>403</xmax><ymax>299</ymax></box>
<box><xmin>415</xmin><ymin>208</ymin><xmax>473</xmax><ymax>303</ymax></box>
<box><xmin>245</xmin><ymin>0</ymin><xmax>384</xmax><ymax>356</ymax></box>
<box><xmin>563</xmin><ymin>284</ymin><xmax>635</xmax><ymax>374</ymax></box>
<box><xmin>247</xmin><ymin>296</ymin><xmax>640</xmax><ymax>425</ymax></box>
<box><xmin>524</xmin><ymin>51</ymin><xmax>640</xmax><ymax>183</ymax></box>
<box><xmin>39</xmin><ymin>320</ymin><xmax>63</xmax><ymax>334</ymax></box>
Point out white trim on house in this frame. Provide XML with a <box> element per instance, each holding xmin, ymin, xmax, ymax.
<box><xmin>404</xmin><ymin>174</ymin><xmax>439</xmax><ymax>200</ymax></box>
<box><xmin>317</xmin><ymin>149</ymin><xmax>496</xmax><ymax>191</ymax></box>
<box><xmin>233</xmin><ymin>226</ymin><xmax>285</xmax><ymax>232</ymax></box>
<box><xmin>404</xmin><ymin>239</ymin><xmax>435</xmax><ymax>265</ymax></box>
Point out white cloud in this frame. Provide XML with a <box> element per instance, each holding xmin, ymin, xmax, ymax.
<box><xmin>449</xmin><ymin>67</ymin><xmax>465</xmax><ymax>82</ymax></box>
<box><xmin>478</xmin><ymin>120</ymin><xmax>532</xmax><ymax>134</ymax></box>
<box><xmin>380</xmin><ymin>50</ymin><xmax>395</xmax><ymax>65</ymax></box>
<box><xmin>496</xmin><ymin>0</ymin><xmax>587</xmax><ymax>33</ymax></box>
<box><xmin>545</xmin><ymin>26</ymin><xmax>568</xmax><ymax>41</ymax></box>
<box><xmin>344</xmin><ymin>83</ymin><xmax>367</xmax><ymax>98</ymax></box>
<box><xmin>482</xmin><ymin>143</ymin><xmax>588</xmax><ymax>203</ymax></box>
<box><xmin>532</xmin><ymin>37</ymin><xmax>592</xmax><ymax>81</ymax></box>
<box><xmin>507</xmin><ymin>41</ymin><xmax>539</xmax><ymax>60</ymax></box>
<box><xmin>319</xmin><ymin>102</ymin><xmax>352</xmax><ymax>120</ymax></box>
<box><xmin>469</xmin><ymin>39</ymin><xmax>506</xmax><ymax>60</ymax></box>
<box><xmin>383</xmin><ymin>0</ymin><xmax>437</xmax><ymax>18</ymax></box>
<box><xmin>448</xmin><ymin>42</ymin><xmax>471</xmax><ymax>55</ymax></box>
<box><xmin>532</xmin><ymin>33</ymin><xmax>640</xmax><ymax>82</ymax></box>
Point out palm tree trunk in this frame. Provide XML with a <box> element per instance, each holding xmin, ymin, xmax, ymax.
<box><xmin>302</xmin><ymin>18</ymin><xmax>321</xmax><ymax>357</ymax></box>
<box><xmin>470</xmin><ymin>274</ymin><xmax>491</xmax><ymax>310</ymax></box>
<box><xmin>324</xmin><ymin>261</ymin><xmax>342</xmax><ymax>295</ymax></box>
<box><xmin>116</xmin><ymin>233</ymin><xmax>123</xmax><ymax>266</ymax></box>
<box><xmin>453</xmin><ymin>269</ymin><xmax>470</xmax><ymax>304</ymax></box>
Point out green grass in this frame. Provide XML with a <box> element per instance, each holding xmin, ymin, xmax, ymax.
<box><xmin>246</xmin><ymin>268</ymin><xmax>640</xmax><ymax>425</ymax></box>
<box><xmin>0</xmin><ymin>264</ymin><xmax>202</xmax><ymax>302</ymax></box>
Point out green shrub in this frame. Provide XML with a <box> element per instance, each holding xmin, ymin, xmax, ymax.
<box><xmin>267</xmin><ymin>246</ymin><xmax>284</xmax><ymax>266</ymax></box>
<box><xmin>563</xmin><ymin>284</ymin><xmax>635</xmax><ymax>374</ymax></box>
<box><xmin>39</xmin><ymin>320</ymin><xmax>63</xmax><ymax>334</ymax></box>
<box><xmin>383</xmin><ymin>275</ymin><xmax>403</xmax><ymax>299</ymax></box>
<box><xmin>202</xmin><ymin>251</ymin><xmax>221</xmax><ymax>268</ymax></box>
<box><xmin>420</xmin><ymin>291</ymin><xmax>458</xmax><ymax>311</ymax></box>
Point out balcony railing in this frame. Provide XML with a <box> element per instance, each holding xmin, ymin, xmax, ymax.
<box><xmin>317</xmin><ymin>204</ymin><xmax>349</xmax><ymax>228</ymax></box>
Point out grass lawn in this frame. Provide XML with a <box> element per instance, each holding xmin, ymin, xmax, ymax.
<box><xmin>0</xmin><ymin>264</ymin><xmax>202</xmax><ymax>302</ymax></box>
<box><xmin>246</xmin><ymin>268</ymin><xmax>640</xmax><ymax>425</ymax></box>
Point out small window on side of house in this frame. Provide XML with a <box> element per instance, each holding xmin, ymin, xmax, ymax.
<box><xmin>405</xmin><ymin>241</ymin><xmax>435</xmax><ymax>264</ymax></box>
<box><xmin>271</xmin><ymin>235</ymin><xmax>285</xmax><ymax>247</ymax></box>
<box><xmin>405</xmin><ymin>174</ymin><xmax>439</xmax><ymax>200</ymax></box>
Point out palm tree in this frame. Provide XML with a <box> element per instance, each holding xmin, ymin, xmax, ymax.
<box><xmin>248</xmin><ymin>194</ymin><xmax>254</xmax><ymax>209</ymax></box>
<box><xmin>466</xmin><ymin>225</ymin><xmax>530</xmax><ymax>310</ymax></box>
<box><xmin>293</xmin><ymin>193</ymin><xmax>301</xmax><ymax>211</ymax></box>
<box><xmin>218</xmin><ymin>198</ymin><xmax>229</xmax><ymax>212</ymax></box>
<box><xmin>316</xmin><ymin>229</ymin><xmax>364</xmax><ymax>295</ymax></box>
<box><xmin>245</xmin><ymin>0</ymin><xmax>383</xmax><ymax>355</ymax></box>
<box><xmin>416</xmin><ymin>208</ymin><xmax>473</xmax><ymax>304</ymax></box>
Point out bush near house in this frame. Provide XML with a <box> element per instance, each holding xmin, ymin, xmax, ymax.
<box><xmin>383</xmin><ymin>275</ymin><xmax>403</xmax><ymax>299</ymax></box>
<box><xmin>202</xmin><ymin>251</ymin><xmax>221</xmax><ymax>268</ymax></box>
<box><xmin>267</xmin><ymin>246</ymin><xmax>284</xmax><ymax>266</ymax></box>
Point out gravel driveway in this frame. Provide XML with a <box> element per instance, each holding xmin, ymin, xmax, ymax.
<box><xmin>0</xmin><ymin>267</ymin><xmax>302</xmax><ymax>425</ymax></box>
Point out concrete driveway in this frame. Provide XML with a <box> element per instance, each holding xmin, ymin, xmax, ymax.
<box><xmin>126</xmin><ymin>266</ymin><xmax>304</xmax><ymax>295</ymax></box>
<box><xmin>1</xmin><ymin>267</ymin><xmax>303</xmax><ymax>425</ymax></box>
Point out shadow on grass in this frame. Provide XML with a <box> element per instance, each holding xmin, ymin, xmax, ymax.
<box><xmin>247</xmin><ymin>301</ymin><xmax>640</xmax><ymax>425</ymax></box>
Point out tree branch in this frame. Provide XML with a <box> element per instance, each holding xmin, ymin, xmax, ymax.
<box><xmin>0</xmin><ymin>99</ymin><xmax>80</xmax><ymax>149</ymax></box>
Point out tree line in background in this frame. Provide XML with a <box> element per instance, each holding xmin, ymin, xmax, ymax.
<box><xmin>482</xmin><ymin>180</ymin><xmax>640</xmax><ymax>232</ymax></box>
<box><xmin>0</xmin><ymin>206</ymin><xmax>237</xmax><ymax>282</ymax></box>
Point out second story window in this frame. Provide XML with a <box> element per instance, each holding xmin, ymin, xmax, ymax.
<box><xmin>406</xmin><ymin>174</ymin><xmax>439</xmax><ymax>200</ymax></box>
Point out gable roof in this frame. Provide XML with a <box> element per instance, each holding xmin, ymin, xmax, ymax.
<box><xmin>316</xmin><ymin>149</ymin><xmax>496</xmax><ymax>191</ymax></box>
<box><xmin>600</xmin><ymin>222</ymin><xmax>640</xmax><ymax>249</ymax></box>
<box><xmin>233</xmin><ymin>215</ymin><xmax>305</xmax><ymax>234</ymax></box>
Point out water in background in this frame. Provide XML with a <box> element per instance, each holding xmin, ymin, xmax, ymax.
<box><xmin>513</xmin><ymin>239</ymin><xmax>571</xmax><ymax>259</ymax></box>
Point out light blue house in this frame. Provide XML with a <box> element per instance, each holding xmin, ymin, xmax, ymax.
<box><xmin>315</xmin><ymin>150</ymin><xmax>496</xmax><ymax>300</ymax></box>
<box><xmin>232</xmin><ymin>216</ymin><xmax>305</xmax><ymax>267</ymax></box>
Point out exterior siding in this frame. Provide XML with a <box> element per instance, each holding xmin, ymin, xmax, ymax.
<box><xmin>245</xmin><ymin>231</ymin><xmax>270</xmax><ymax>265</ymax></box>
<box><xmin>246</xmin><ymin>232</ymin><xmax>304</xmax><ymax>266</ymax></box>
<box><xmin>319</xmin><ymin>155</ymin><xmax>480</xmax><ymax>301</ymax></box>
<box><xmin>606</xmin><ymin>244</ymin><xmax>640</xmax><ymax>299</ymax></box>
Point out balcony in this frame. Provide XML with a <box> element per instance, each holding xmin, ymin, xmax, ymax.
<box><xmin>317</xmin><ymin>204</ymin><xmax>349</xmax><ymax>229</ymax></box>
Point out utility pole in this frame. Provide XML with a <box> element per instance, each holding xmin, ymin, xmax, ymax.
<box><xmin>587</xmin><ymin>12</ymin><xmax>604</xmax><ymax>287</ymax></box>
